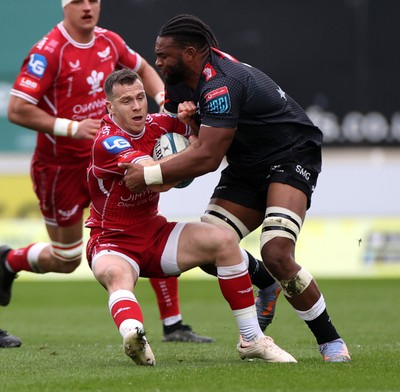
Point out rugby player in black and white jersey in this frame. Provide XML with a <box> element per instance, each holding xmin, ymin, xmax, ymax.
<box><xmin>121</xmin><ymin>14</ymin><xmax>350</xmax><ymax>362</ymax></box>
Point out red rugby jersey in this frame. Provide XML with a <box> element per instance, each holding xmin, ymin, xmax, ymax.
<box><xmin>11</xmin><ymin>23</ymin><xmax>143</xmax><ymax>164</ymax></box>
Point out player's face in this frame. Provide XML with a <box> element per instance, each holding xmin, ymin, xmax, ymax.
<box><xmin>106</xmin><ymin>80</ymin><xmax>148</xmax><ymax>135</ymax></box>
<box><xmin>63</xmin><ymin>0</ymin><xmax>101</xmax><ymax>33</ymax></box>
<box><xmin>155</xmin><ymin>36</ymin><xmax>190</xmax><ymax>85</ymax></box>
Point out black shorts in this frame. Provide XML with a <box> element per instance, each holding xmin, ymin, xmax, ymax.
<box><xmin>211</xmin><ymin>143</ymin><xmax>321</xmax><ymax>212</ymax></box>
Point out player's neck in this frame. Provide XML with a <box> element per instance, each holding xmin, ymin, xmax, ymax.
<box><xmin>62</xmin><ymin>21</ymin><xmax>94</xmax><ymax>44</ymax></box>
<box><xmin>185</xmin><ymin>53</ymin><xmax>209</xmax><ymax>90</ymax></box>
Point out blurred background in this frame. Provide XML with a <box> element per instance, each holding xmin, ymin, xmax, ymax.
<box><xmin>0</xmin><ymin>0</ymin><xmax>398</xmax><ymax>279</ymax></box>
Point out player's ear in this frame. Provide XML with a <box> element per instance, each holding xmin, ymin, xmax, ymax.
<box><xmin>105</xmin><ymin>100</ymin><xmax>113</xmax><ymax>115</ymax></box>
<box><xmin>183</xmin><ymin>46</ymin><xmax>196</xmax><ymax>61</ymax></box>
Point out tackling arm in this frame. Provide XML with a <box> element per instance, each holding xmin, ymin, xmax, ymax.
<box><xmin>120</xmin><ymin>124</ymin><xmax>234</xmax><ymax>193</ymax></box>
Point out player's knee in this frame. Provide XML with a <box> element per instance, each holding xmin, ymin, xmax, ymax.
<box><xmin>260</xmin><ymin>206</ymin><xmax>302</xmax><ymax>249</ymax></box>
<box><xmin>51</xmin><ymin>239</ymin><xmax>83</xmax><ymax>272</ymax></box>
<box><xmin>260</xmin><ymin>206</ymin><xmax>301</xmax><ymax>263</ymax></box>
<box><xmin>212</xmin><ymin>226</ymin><xmax>239</xmax><ymax>260</ymax></box>
<box><xmin>56</xmin><ymin>259</ymin><xmax>81</xmax><ymax>274</ymax></box>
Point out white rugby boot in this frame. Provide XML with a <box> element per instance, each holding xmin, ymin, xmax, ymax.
<box><xmin>237</xmin><ymin>335</ymin><xmax>297</xmax><ymax>363</ymax></box>
<box><xmin>319</xmin><ymin>338</ymin><xmax>351</xmax><ymax>362</ymax></box>
<box><xmin>123</xmin><ymin>328</ymin><xmax>155</xmax><ymax>366</ymax></box>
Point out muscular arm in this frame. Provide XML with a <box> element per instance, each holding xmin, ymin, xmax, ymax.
<box><xmin>160</xmin><ymin>124</ymin><xmax>233</xmax><ymax>181</ymax></box>
<box><xmin>120</xmin><ymin>124</ymin><xmax>235</xmax><ymax>193</ymax></box>
<box><xmin>8</xmin><ymin>95</ymin><xmax>100</xmax><ymax>140</ymax></box>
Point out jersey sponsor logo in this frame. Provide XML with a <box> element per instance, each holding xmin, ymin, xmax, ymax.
<box><xmin>72</xmin><ymin>97</ymin><xmax>106</xmax><ymax>115</ymax></box>
<box><xmin>202</xmin><ymin>64</ymin><xmax>216</xmax><ymax>81</ymax></box>
<box><xmin>205</xmin><ymin>86</ymin><xmax>231</xmax><ymax>114</ymax></box>
<box><xmin>97</xmin><ymin>46</ymin><xmax>110</xmax><ymax>59</ymax></box>
<box><xmin>27</xmin><ymin>54</ymin><xmax>47</xmax><ymax>78</ymax></box>
<box><xmin>87</xmin><ymin>70</ymin><xmax>104</xmax><ymax>95</ymax></box>
<box><xmin>16</xmin><ymin>76</ymin><xmax>40</xmax><ymax>92</ymax></box>
<box><xmin>69</xmin><ymin>60</ymin><xmax>80</xmax><ymax>70</ymax></box>
<box><xmin>102</xmin><ymin>136</ymin><xmax>131</xmax><ymax>153</ymax></box>
<box><xmin>36</xmin><ymin>37</ymin><xmax>48</xmax><ymax>50</ymax></box>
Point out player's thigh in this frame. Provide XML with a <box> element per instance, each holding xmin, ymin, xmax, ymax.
<box><xmin>45</xmin><ymin>219</ymin><xmax>84</xmax><ymax>244</ymax></box>
<box><xmin>176</xmin><ymin>222</ymin><xmax>237</xmax><ymax>272</ymax></box>
<box><xmin>208</xmin><ymin>198</ymin><xmax>264</xmax><ymax>233</ymax></box>
<box><xmin>267</xmin><ymin>183</ymin><xmax>307</xmax><ymax>221</ymax></box>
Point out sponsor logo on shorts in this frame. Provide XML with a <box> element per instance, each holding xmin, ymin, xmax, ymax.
<box><xmin>295</xmin><ymin>164</ymin><xmax>311</xmax><ymax>180</ymax></box>
<box><xmin>27</xmin><ymin>54</ymin><xmax>47</xmax><ymax>78</ymax></box>
<box><xmin>205</xmin><ymin>86</ymin><xmax>230</xmax><ymax>114</ymax></box>
<box><xmin>102</xmin><ymin>136</ymin><xmax>131</xmax><ymax>153</ymax></box>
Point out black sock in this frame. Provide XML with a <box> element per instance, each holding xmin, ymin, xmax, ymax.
<box><xmin>245</xmin><ymin>250</ymin><xmax>276</xmax><ymax>289</ymax></box>
<box><xmin>305</xmin><ymin>309</ymin><xmax>340</xmax><ymax>345</ymax></box>
<box><xmin>163</xmin><ymin>320</ymin><xmax>183</xmax><ymax>335</ymax></box>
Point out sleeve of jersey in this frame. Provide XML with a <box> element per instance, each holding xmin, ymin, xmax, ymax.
<box><xmin>107</xmin><ymin>30</ymin><xmax>142</xmax><ymax>72</ymax></box>
<box><xmin>92</xmin><ymin>135</ymin><xmax>150</xmax><ymax>179</ymax></box>
<box><xmin>10</xmin><ymin>44</ymin><xmax>60</xmax><ymax>105</ymax></box>
<box><xmin>155</xmin><ymin>114</ymin><xmax>190</xmax><ymax>137</ymax></box>
<box><xmin>200</xmin><ymin>77</ymin><xmax>243</xmax><ymax>128</ymax></box>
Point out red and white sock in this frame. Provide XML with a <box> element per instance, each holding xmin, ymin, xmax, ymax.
<box><xmin>217</xmin><ymin>260</ymin><xmax>263</xmax><ymax>342</ymax></box>
<box><xmin>5</xmin><ymin>242</ymin><xmax>47</xmax><ymax>273</ymax></box>
<box><xmin>149</xmin><ymin>277</ymin><xmax>182</xmax><ymax>326</ymax></box>
<box><xmin>108</xmin><ymin>289</ymin><xmax>143</xmax><ymax>338</ymax></box>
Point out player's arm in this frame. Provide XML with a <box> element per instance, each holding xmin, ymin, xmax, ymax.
<box><xmin>136</xmin><ymin>157</ymin><xmax>177</xmax><ymax>193</ymax></box>
<box><xmin>8</xmin><ymin>95</ymin><xmax>100</xmax><ymax>140</ymax></box>
<box><xmin>159</xmin><ymin>124</ymin><xmax>233</xmax><ymax>180</ymax></box>
<box><xmin>120</xmin><ymin>124</ymin><xmax>234</xmax><ymax>193</ymax></box>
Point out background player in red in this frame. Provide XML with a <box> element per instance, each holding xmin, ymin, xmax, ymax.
<box><xmin>120</xmin><ymin>14</ymin><xmax>351</xmax><ymax>363</ymax></box>
<box><xmin>1</xmin><ymin>0</ymin><xmax>212</xmax><ymax>344</ymax></box>
<box><xmin>85</xmin><ymin>68</ymin><xmax>296</xmax><ymax>365</ymax></box>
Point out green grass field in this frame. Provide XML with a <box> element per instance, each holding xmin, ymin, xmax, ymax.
<box><xmin>1</xmin><ymin>277</ymin><xmax>399</xmax><ymax>392</ymax></box>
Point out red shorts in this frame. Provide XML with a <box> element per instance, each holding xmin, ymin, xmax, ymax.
<box><xmin>31</xmin><ymin>155</ymin><xmax>91</xmax><ymax>227</ymax></box>
<box><xmin>86</xmin><ymin>215</ymin><xmax>181</xmax><ymax>278</ymax></box>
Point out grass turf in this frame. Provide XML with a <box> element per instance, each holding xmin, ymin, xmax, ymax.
<box><xmin>0</xmin><ymin>277</ymin><xmax>399</xmax><ymax>392</ymax></box>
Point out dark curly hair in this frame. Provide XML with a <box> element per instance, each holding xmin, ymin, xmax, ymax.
<box><xmin>158</xmin><ymin>14</ymin><xmax>219</xmax><ymax>54</ymax></box>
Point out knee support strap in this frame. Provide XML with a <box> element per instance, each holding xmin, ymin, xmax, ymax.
<box><xmin>51</xmin><ymin>239</ymin><xmax>83</xmax><ymax>262</ymax></box>
<box><xmin>260</xmin><ymin>206</ymin><xmax>302</xmax><ymax>249</ymax></box>
<box><xmin>279</xmin><ymin>267</ymin><xmax>313</xmax><ymax>297</ymax></box>
<box><xmin>202</xmin><ymin>204</ymin><xmax>250</xmax><ymax>242</ymax></box>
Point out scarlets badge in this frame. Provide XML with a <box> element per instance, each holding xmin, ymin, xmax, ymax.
<box><xmin>204</xmin><ymin>86</ymin><xmax>230</xmax><ymax>114</ymax></box>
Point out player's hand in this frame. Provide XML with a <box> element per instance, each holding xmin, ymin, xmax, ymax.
<box><xmin>177</xmin><ymin>101</ymin><xmax>196</xmax><ymax>123</ymax></box>
<box><xmin>74</xmin><ymin>119</ymin><xmax>102</xmax><ymax>140</ymax></box>
<box><xmin>118</xmin><ymin>162</ymin><xmax>148</xmax><ymax>194</ymax></box>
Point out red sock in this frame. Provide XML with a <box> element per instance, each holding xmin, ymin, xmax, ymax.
<box><xmin>110</xmin><ymin>298</ymin><xmax>143</xmax><ymax>330</ymax></box>
<box><xmin>6</xmin><ymin>245</ymin><xmax>36</xmax><ymax>273</ymax></box>
<box><xmin>218</xmin><ymin>272</ymin><xmax>255</xmax><ymax>311</ymax></box>
<box><xmin>149</xmin><ymin>277</ymin><xmax>180</xmax><ymax>320</ymax></box>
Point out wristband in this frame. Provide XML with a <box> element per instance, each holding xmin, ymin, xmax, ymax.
<box><xmin>53</xmin><ymin>118</ymin><xmax>79</xmax><ymax>137</ymax></box>
<box><xmin>143</xmin><ymin>164</ymin><xmax>163</xmax><ymax>185</ymax></box>
<box><xmin>154</xmin><ymin>91</ymin><xmax>165</xmax><ymax>107</ymax></box>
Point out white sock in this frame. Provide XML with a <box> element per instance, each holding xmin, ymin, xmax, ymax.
<box><xmin>232</xmin><ymin>305</ymin><xmax>264</xmax><ymax>342</ymax></box>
